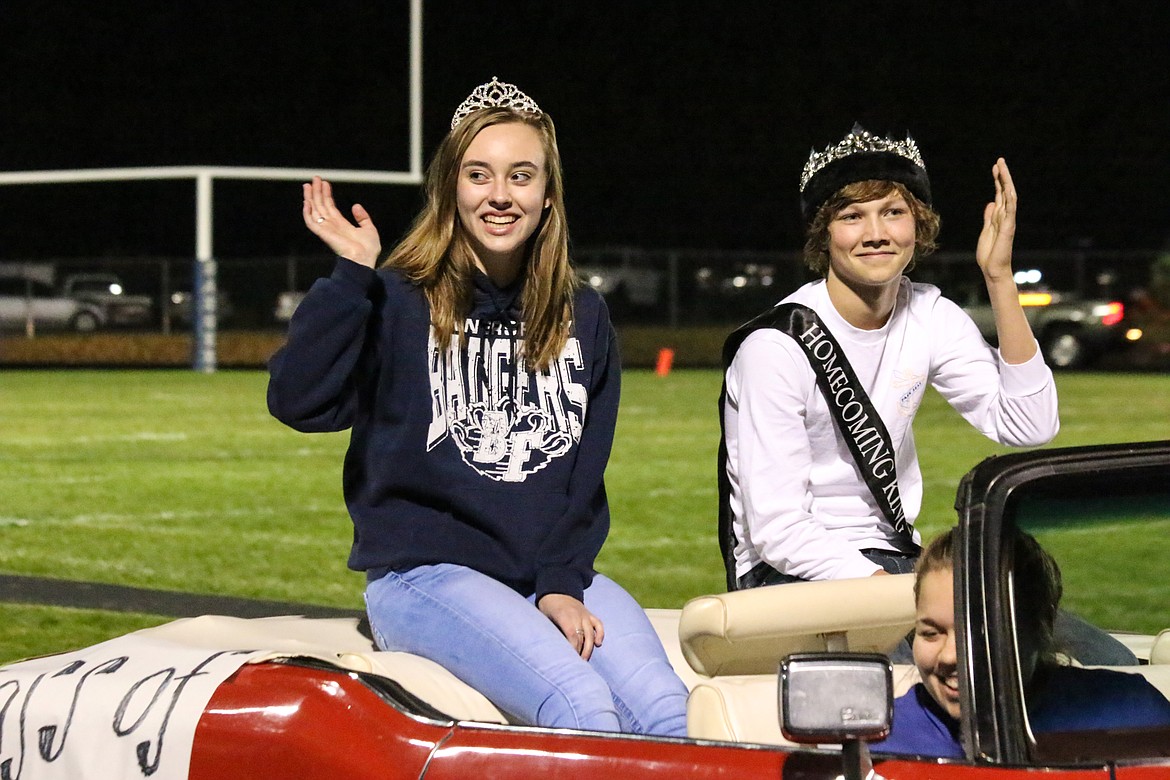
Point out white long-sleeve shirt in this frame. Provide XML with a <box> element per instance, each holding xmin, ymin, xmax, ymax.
<box><xmin>722</xmin><ymin>278</ymin><xmax>1059</xmax><ymax>581</ymax></box>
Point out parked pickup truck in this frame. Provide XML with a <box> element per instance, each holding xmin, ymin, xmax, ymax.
<box><xmin>61</xmin><ymin>272</ymin><xmax>154</xmax><ymax>328</ymax></box>
<box><xmin>959</xmin><ymin>286</ymin><xmax>1135</xmax><ymax>369</ymax></box>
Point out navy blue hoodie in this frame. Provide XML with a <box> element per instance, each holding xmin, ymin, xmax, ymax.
<box><xmin>267</xmin><ymin>258</ymin><xmax>620</xmax><ymax>602</ymax></box>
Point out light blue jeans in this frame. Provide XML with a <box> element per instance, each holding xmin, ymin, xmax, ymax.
<box><xmin>364</xmin><ymin>563</ymin><xmax>689</xmax><ymax>736</ymax></box>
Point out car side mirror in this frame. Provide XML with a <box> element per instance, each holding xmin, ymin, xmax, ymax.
<box><xmin>780</xmin><ymin>653</ymin><xmax>893</xmax><ymax>780</ymax></box>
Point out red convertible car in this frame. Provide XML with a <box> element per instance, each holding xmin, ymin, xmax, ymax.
<box><xmin>2</xmin><ymin>440</ymin><xmax>1169</xmax><ymax>778</ymax></box>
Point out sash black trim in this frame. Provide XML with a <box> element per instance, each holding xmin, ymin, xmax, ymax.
<box><xmin>717</xmin><ymin>302</ymin><xmax>918</xmax><ymax>590</ymax></box>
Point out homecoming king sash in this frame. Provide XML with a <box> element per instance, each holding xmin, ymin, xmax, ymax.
<box><xmin>718</xmin><ymin>301</ymin><xmax>918</xmax><ymax>589</ymax></box>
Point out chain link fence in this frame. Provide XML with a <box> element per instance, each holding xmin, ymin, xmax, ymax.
<box><xmin>2</xmin><ymin>246</ymin><xmax>1166</xmax><ymax>347</ymax></box>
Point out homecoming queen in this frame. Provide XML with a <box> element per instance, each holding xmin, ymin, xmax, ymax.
<box><xmin>268</xmin><ymin>78</ymin><xmax>688</xmax><ymax>734</ymax></box>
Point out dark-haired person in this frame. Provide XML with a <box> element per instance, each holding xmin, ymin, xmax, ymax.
<box><xmin>268</xmin><ymin>78</ymin><xmax>687</xmax><ymax>735</ymax></box>
<box><xmin>719</xmin><ymin>126</ymin><xmax>1058</xmax><ymax>593</ymax></box>
<box><xmin>877</xmin><ymin>528</ymin><xmax>1170</xmax><ymax>757</ymax></box>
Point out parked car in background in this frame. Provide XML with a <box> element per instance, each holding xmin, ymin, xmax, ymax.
<box><xmin>2</xmin><ymin>440</ymin><xmax>1168</xmax><ymax>778</ymax></box>
<box><xmin>911</xmin><ymin>258</ymin><xmax>1143</xmax><ymax>370</ymax></box>
<box><xmin>273</xmin><ymin>290</ymin><xmax>306</xmax><ymax>323</ymax></box>
<box><xmin>0</xmin><ymin>276</ymin><xmax>106</xmax><ymax>333</ymax></box>
<box><xmin>167</xmin><ymin>289</ymin><xmax>236</xmax><ymax>328</ymax></box>
<box><xmin>577</xmin><ymin>257</ymin><xmax>664</xmax><ymax>315</ymax></box>
<box><xmin>958</xmin><ymin>283</ymin><xmax>1136</xmax><ymax>369</ymax></box>
<box><xmin>692</xmin><ymin>261</ymin><xmax>804</xmax><ymax>321</ymax></box>
<box><xmin>61</xmin><ymin>272</ymin><xmax>154</xmax><ymax>328</ymax></box>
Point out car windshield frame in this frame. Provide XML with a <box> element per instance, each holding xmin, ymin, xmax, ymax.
<box><xmin>954</xmin><ymin>440</ymin><xmax>1170</xmax><ymax>765</ymax></box>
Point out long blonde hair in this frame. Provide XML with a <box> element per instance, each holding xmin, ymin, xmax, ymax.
<box><xmin>382</xmin><ymin>107</ymin><xmax>576</xmax><ymax>371</ymax></box>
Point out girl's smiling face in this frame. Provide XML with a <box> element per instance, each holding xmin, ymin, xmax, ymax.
<box><xmin>913</xmin><ymin>567</ymin><xmax>961</xmax><ymax>720</ymax></box>
<box><xmin>455</xmin><ymin>121</ymin><xmax>550</xmax><ymax>274</ymax></box>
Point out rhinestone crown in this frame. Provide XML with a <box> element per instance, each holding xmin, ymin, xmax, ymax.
<box><xmin>450</xmin><ymin>77</ymin><xmax>543</xmax><ymax>129</ymax></box>
<box><xmin>799</xmin><ymin>126</ymin><xmax>925</xmax><ymax>192</ymax></box>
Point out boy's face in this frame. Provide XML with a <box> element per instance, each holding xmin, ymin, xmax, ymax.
<box><xmin>913</xmin><ymin>567</ymin><xmax>961</xmax><ymax>719</ymax></box>
<box><xmin>826</xmin><ymin>192</ymin><xmax>917</xmax><ymax>292</ymax></box>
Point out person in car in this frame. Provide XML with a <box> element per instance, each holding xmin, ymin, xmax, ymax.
<box><xmin>877</xmin><ymin>528</ymin><xmax>1170</xmax><ymax>757</ymax></box>
<box><xmin>267</xmin><ymin>78</ymin><xmax>688</xmax><ymax>736</ymax></box>
<box><xmin>718</xmin><ymin>125</ymin><xmax>1058</xmax><ymax>594</ymax></box>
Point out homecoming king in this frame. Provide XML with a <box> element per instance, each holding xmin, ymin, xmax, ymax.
<box><xmin>718</xmin><ymin>126</ymin><xmax>1059</xmax><ymax>590</ymax></box>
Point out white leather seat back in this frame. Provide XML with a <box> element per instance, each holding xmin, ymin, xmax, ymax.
<box><xmin>678</xmin><ymin>574</ymin><xmax>916</xmax><ymax>677</ymax></box>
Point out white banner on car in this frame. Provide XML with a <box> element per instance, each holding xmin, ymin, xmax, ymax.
<box><xmin>0</xmin><ymin>633</ymin><xmax>265</xmax><ymax>780</ymax></box>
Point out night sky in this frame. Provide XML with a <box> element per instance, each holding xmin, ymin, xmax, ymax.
<box><xmin>3</xmin><ymin>1</ymin><xmax>1168</xmax><ymax>263</ymax></box>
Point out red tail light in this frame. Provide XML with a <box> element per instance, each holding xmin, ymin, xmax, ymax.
<box><xmin>1096</xmin><ymin>301</ymin><xmax>1124</xmax><ymax>327</ymax></box>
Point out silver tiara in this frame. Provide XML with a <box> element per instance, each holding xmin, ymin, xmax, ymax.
<box><xmin>799</xmin><ymin>126</ymin><xmax>925</xmax><ymax>192</ymax></box>
<box><xmin>450</xmin><ymin>77</ymin><xmax>543</xmax><ymax>129</ymax></box>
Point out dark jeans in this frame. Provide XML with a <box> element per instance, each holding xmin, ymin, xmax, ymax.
<box><xmin>736</xmin><ymin>548</ymin><xmax>918</xmax><ymax>589</ymax></box>
<box><xmin>1054</xmin><ymin>611</ymin><xmax>1137</xmax><ymax>666</ymax></box>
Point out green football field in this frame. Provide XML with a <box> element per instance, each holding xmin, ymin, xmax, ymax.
<box><xmin>1</xmin><ymin>368</ymin><xmax>1168</xmax><ymax>663</ymax></box>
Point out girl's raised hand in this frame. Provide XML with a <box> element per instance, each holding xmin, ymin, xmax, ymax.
<box><xmin>302</xmin><ymin>176</ymin><xmax>382</xmax><ymax>268</ymax></box>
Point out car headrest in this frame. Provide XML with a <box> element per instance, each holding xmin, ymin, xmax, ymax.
<box><xmin>1150</xmin><ymin>629</ymin><xmax>1170</xmax><ymax>664</ymax></box>
<box><xmin>678</xmin><ymin>574</ymin><xmax>916</xmax><ymax>677</ymax></box>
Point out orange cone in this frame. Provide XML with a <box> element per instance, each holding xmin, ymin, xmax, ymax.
<box><xmin>655</xmin><ymin>347</ymin><xmax>675</xmax><ymax>377</ymax></box>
